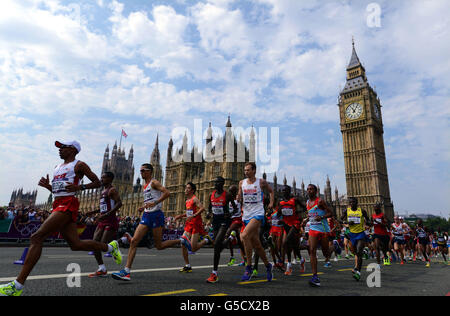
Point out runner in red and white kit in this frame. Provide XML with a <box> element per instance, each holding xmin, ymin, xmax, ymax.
<box><xmin>277</xmin><ymin>185</ymin><xmax>306</xmax><ymax>275</ymax></box>
<box><xmin>268</xmin><ymin>209</ymin><xmax>283</xmax><ymax>270</ymax></box>
<box><xmin>372</xmin><ymin>203</ymin><xmax>391</xmax><ymax>266</ymax></box>
<box><xmin>0</xmin><ymin>141</ymin><xmax>122</xmax><ymax>296</ymax></box>
<box><xmin>88</xmin><ymin>172</ymin><xmax>124</xmax><ymax>277</ymax></box>
<box><xmin>175</xmin><ymin>182</ymin><xmax>210</xmax><ymax>273</ymax></box>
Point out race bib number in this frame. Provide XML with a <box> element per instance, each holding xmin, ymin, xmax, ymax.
<box><xmin>100</xmin><ymin>203</ymin><xmax>108</xmax><ymax>214</ymax></box>
<box><xmin>309</xmin><ymin>217</ymin><xmax>321</xmax><ymax>226</ymax></box>
<box><xmin>212</xmin><ymin>207</ymin><xmax>224</xmax><ymax>215</ymax></box>
<box><xmin>243</xmin><ymin>194</ymin><xmax>258</xmax><ymax>204</ymax></box>
<box><xmin>282</xmin><ymin>208</ymin><xmax>293</xmax><ymax>216</ymax></box>
<box><xmin>143</xmin><ymin>191</ymin><xmax>153</xmax><ymax>203</ymax></box>
<box><xmin>348</xmin><ymin>216</ymin><xmax>361</xmax><ymax>224</ymax></box>
<box><xmin>52</xmin><ymin>181</ymin><xmax>66</xmax><ymax>193</ymax></box>
<box><xmin>374</xmin><ymin>218</ymin><xmax>382</xmax><ymax>224</ymax></box>
<box><xmin>186</xmin><ymin>210</ymin><xmax>194</xmax><ymax>218</ymax></box>
<box><xmin>272</xmin><ymin>219</ymin><xmax>279</xmax><ymax>226</ymax></box>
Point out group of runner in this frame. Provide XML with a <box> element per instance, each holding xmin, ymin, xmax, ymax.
<box><xmin>1</xmin><ymin>141</ymin><xmax>448</xmax><ymax>296</ymax></box>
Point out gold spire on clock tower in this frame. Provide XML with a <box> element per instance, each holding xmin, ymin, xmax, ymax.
<box><xmin>338</xmin><ymin>40</ymin><xmax>394</xmax><ymax>220</ymax></box>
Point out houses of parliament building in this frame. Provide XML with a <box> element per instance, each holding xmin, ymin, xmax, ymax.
<box><xmin>34</xmin><ymin>42</ymin><xmax>394</xmax><ymax>221</ymax></box>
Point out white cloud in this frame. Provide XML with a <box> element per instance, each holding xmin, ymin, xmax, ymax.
<box><xmin>0</xmin><ymin>0</ymin><xmax>449</xmax><ymax>213</ymax></box>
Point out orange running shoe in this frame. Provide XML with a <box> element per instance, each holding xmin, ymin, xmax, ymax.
<box><xmin>88</xmin><ymin>270</ymin><xmax>108</xmax><ymax>278</ymax></box>
<box><xmin>284</xmin><ymin>265</ymin><xmax>293</xmax><ymax>276</ymax></box>
<box><xmin>206</xmin><ymin>273</ymin><xmax>219</xmax><ymax>283</ymax></box>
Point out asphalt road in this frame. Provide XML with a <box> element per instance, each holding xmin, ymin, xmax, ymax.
<box><xmin>0</xmin><ymin>247</ymin><xmax>449</xmax><ymax>296</ymax></box>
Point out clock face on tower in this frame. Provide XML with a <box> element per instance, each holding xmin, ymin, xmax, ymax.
<box><xmin>345</xmin><ymin>102</ymin><xmax>363</xmax><ymax>120</ymax></box>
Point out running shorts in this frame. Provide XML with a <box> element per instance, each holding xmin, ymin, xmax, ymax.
<box><xmin>373</xmin><ymin>234</ymin><xmax>390</xmax><ymax>245</ymax></box>
<box><xmin>270</xmin><ymin>226</ymin><xmax>282</xmax><ymax>238</ymax></box>
<box><xmin>184</xmin><ymin>218</ymin><xmax>206</xmax><ymax>235</ymax></box>
<box><xmin>348</xmin><ymin>232</ymin><xmax>367</xmax><ymax>246</ymax></box>
<box><xmin>309</xmin><ymin>230</ymin><xmax>328</xmax><ymax>241</ymax></box>
<box><xmin>393</xmin><ymin>237</ymin><xmax>406</xmax><ymax>245</ymax></box>
<box><xmin>52</xmin><ymin>196</ymin><xmax>79</xmax><ymax>223</ymax></box>
<box><xmin>140</xmin><ymin>210</ymin><xmax>165</xmax><ymax>229</ymax></box>
<box><xmin>418</xmin><ymin>237</ymin><xmax>429</xmax><ymax>246</ymax></box>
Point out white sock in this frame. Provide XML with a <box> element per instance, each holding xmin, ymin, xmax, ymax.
<box><xmin>107</xmin><ymin>244</ymin><xmax>113</xmax><ymax>253</ymax></box>
<box><xmin>120</xmin><ymin>237</ymin><xmax>129</xmax><ymax>244</ymax></box>
<box><xmin>124</xmin><ymin>267</ymin><xmax>131</xmax><ymax>273</ymax></box>
<box><xmin>14</xmin><ymin>280</ymin><xmax>24</xmax><ymax>290</ymax></box>
<box><xmin>212</xmin><ymin>270</ymin><xmax>217</xmax><ymax>275</ymax></box>
<box><xmin>98</xmin><ymin>264</ymin><xmax>106</xmax><ymax>272</ymax></box>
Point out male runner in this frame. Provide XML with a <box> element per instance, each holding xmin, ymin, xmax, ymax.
<box><xmin>306</xmin><ymin>184</ymin><xmax>332</xmax><ymax>287</ymax></box>
<box><xmin>88</xmin><ymin>172</ymin><xmax>124</xmax><ymax>277</ymax></box>
<box><xmin>238</xmin><ymin>162</ymin><xmax>274</xmax><ymax>282</ymax></box>
<box><xmin>112</xmin><ymin>163</ymin><xmax>183</xmax><ymax>281</ymax></box>
<box><xmin>205</xmin><ymin>177</ymin><xmax>237</xmax><ymax>283</ymax></box>
<box><xmin>175</xmin><ymin>182</ymin><xmax>211</xmax><ymax>273</ymax></box>
<box><xmin>415</xmin><ymin>219</ymin><xmax>431</xmax><ymax>267</ymax></box>
<box><xmin>436</xmin><ymin>227</ymin><xmax>448</xmax><ymax>263</ymax></box>
<box><xmin>326</xmin><ymin>216</ymin><xmax>340</xmax><ymax>265</ymax></box>
<box><xmin>277</xmin><ymin>185</ymin><xmax>306</xmax><ymax>275</ymax></box>
<box><xmin>391</xmin><ymin>216</ymin><xmax>408</xmax><ymax>265</ymax></box>
<box><xmin>0</xmin><ymin>141</ymin><xmax>122</xmax><ymax>296</ymax></box>
<box><xmin>372</xmin><ymin>202</ymin><xmax>391</xmax><ymax>266</ymax></box>
<box><xmin>225</xmin><ymin>185</ymin><xmax>246</xmax><ymax>267</ymax></box>
<box><xmin>341</xmin><ymin>197</ymin><xmax>370</xmax><ymax>281</ymax></box>
<box><xmin>268</xmin><ymin>208</ymin><xmax>283</xmax><ymax>270</ymax></box>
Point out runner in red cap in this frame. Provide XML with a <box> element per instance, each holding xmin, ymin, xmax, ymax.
<box><xmin>0</xmin><ymin>140</ymin><xmax>122</xmax><ymax>296</ymax></box>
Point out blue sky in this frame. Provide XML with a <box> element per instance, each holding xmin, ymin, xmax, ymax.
<box><xmin>0</xmin><ymin>0</ymin><xmax>449</xmax><ymax>216</ymax></box>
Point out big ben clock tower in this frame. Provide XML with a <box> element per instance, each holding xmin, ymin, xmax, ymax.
<box><xmin>338</xmin><ymin>40</ymin><xmax>394</xmax><ymax>220</ymax></box>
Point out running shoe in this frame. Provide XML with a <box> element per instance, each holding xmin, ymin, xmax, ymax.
<box><xmin>179</xmin><ymin>266</ymin><xmax>193</xmax><ymax>273</ymax></box>
<box><xmin>88</xmin><ymin>270</ymin><xmax>108</xmax><ymax>278</ymax></box>
<box><xmin>0</xmin><ymin>282</ymin><xmax>23</xmax><ymax>296</ymax></box>
<box><xmin>227</xmin><ymin>258</ymin><xmax>236</xmax><ymax>266</ymax></box>
<box><xmin>324</xmin><ymin>262</ymin><xmax>332</xmax><ymax>268</ymax></box>
<box><xmin>400</xmin><ymin>260</ymin><xmax>404</xmax><ymax>265</ymax></box>
<box><xmin>180</xmin><ymin>236</ymin><xmax>192</xmax><ymax>252</ymax></box>
<box><xmin>206</xmin><ymin>273</ymin><xmax>219</xmax><ymax>283</ymax></box>
<box><xmin>241</xmin><ymin>266</ymin><xmax>253</xmax><ymax>281</ymax></box>
<box><xmin>111</xmin><ymin>269</ymin><xmax>130</xmax><ymax>281</ymax></box>
<box><xmin>300</xmin><ymin>258</ymin><xmax>306</xmax><ymax>273</ymax></box>
<box><xmin>352</xmin><ymin>270</ymin><xmax>361</xmax><ymax>281</ymax></box>
<box><xmin>201</xmin><ymin>234</ymin><xmax>213</xmax><ymax>245</ymax></box>
<box><xmin>275</xmin><ymin>262</ymin><xmax>285</xmax><ymax>272</ymax></box>
<box><xmin>345</xmin><ymin>254</ymin><xmax>350</xmax><ymax>259</ymax></box>
<box><xmin>425</xmin><ymin>262</ymin><xmax>430</xmax><ymax>268</ymax></box>
<box><xmin>108</xmin><ymin>240</ymin><xmax>122</xmax><ymax>265</ymax></box>
<box><xmin>123</xmin><ymin>232</ymin><xmax>132</xmax><ymax>244</ymax></box>
<box><xmin>284</xmin><ymin>264</ymin><xmax>292</xmax><ymax>276</ymax></box>
<box><xmin>252</xmin><ymin>269</ymin><xmax>259</xmax><ymax>277</ymax></box>
<box><xmin>308</xmin><ymin>275</ymin><xmax>321</xmax><ymax>287</ymax></box>
<box><xmin>238</xmin><ymin>260</ymin><xmax>246</xmax><ymax>266</ymax></box>
<box><xmin>266</xmin><ymin>263</ymin><xmax>273</xmax><ymax>282</ymax></box>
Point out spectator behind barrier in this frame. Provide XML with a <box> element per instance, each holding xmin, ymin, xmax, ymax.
<box><xmin>0</xmin><ymin>207</ymin><xmax>6</xmax><ymax>220</ymax></box>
